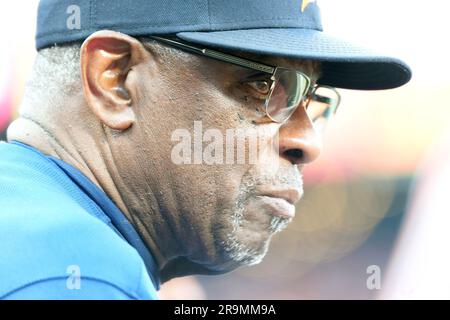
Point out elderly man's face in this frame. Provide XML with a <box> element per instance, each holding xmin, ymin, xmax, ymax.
<box><xmin>81</xmin><ymin>32</ymin><xmax>322</xmax><ymax>275</ymax></box>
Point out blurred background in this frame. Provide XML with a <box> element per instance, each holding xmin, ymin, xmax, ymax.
<box><xmin>1</xmin><ymin>0</ymin><xmax>449</xmax><ymax>299</ymax></box>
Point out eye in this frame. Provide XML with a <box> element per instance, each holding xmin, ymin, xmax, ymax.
<box><xmin>246</xmin><ymin>80</ymin><xmax>271</xmax><ymax>95</ymax></box>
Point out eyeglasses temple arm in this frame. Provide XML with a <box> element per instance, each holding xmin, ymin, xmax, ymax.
<box><xmin>150</xmin><ymin>36</ymin><xmax>276</xmax><ymax>74</ymax></box>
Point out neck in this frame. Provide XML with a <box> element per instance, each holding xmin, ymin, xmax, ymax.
<box><xmin>6</xmin><ymin>115</ymin><xmax>178</xmax><ymax>272</ymax></box>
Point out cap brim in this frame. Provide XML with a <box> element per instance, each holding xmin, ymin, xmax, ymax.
<box><xmin>177</xmin><ymin>28</ymin><xmax>411</xmax><ymax>90</ymax></box>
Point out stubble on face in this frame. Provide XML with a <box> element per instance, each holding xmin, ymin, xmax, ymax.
<box><xmin>218</xmin><ymin>167</ymin><xmax>302</xmax><ymax>267</ymax></box>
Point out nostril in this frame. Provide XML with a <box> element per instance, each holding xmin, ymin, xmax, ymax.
<box><xmin>283</xmin><ymin>149</ymin><xmax>304</xmax><ymax>164</ymax></box>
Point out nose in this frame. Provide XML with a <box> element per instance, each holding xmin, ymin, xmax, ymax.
<box><xmin>277</xmin><ymin>105</ymin><xmax>322</xmax><ymax>165</ymax></box>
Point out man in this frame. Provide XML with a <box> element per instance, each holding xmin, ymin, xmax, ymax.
<box><xmin>0</xmin><ymin>0</ymin><xmax>411</xmax><ymax>299</ymax></box>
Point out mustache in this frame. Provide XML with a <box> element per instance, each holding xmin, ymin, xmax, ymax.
<box><xmin>240</xmin><ymin>168</ymin><xmax>303</xmax><ymax>192</ymax></box>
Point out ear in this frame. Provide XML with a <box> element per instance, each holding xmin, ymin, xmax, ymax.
<box><xmin>80</xmin><ymin>30</ymin><xmax>149</xmax><ymax>130</ymax></box>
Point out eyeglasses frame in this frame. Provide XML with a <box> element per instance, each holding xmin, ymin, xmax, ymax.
<box><xmin>148</xmin><ymin>35</ymin><xmax>340</xmax><ymax>123</ymax></box>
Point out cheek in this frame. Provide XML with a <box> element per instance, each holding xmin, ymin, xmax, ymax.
<box><xmin>164</xmin><ymin>162</ymin><xmax>246</xmax><ymax>242</ymax></box>
<box><xmin>137</xmin><ymin>70</ymin><xmax>281</xmax><ymax>213</ymax></box>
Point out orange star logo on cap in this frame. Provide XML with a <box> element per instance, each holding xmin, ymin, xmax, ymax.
<box><xmin>301</xmin><ymin>0</ymin><xmax>316</xmax><ymax>13</ymax></box>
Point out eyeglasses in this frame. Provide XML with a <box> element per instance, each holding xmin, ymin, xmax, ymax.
<box><xmin>149</xmin><ymin>36</ymin><xmax>340</xmax><ymax>126</ymax></box>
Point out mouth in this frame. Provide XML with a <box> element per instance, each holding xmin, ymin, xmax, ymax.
<box><xmin>256</xmin><ymin>188</ymin><xmax>303</xmax><ymax>219</ymax></box>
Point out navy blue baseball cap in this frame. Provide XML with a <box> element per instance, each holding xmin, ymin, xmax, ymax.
<box><xmin>36</xmin><ymin>0</ymin><xmax>412</xmax><ymax>90</ymax></box>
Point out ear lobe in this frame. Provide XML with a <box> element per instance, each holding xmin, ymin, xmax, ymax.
<box><xmin>81</xmin><ymin>30</ymin><xmax>148</xmax><ymax>130</ymax></box>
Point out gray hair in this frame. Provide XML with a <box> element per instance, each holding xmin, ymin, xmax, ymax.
<box><xmin>21</xmin><ymin>38</ymin><xmax>185</xmax><ymax>114</ymax></box>
<box><xmin>22</xmin><ymin>43</ymin><xmax>82</xmax><ymax>112</ymax></box>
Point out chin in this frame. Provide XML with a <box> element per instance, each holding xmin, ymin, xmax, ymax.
<box><xmin>225</xmin><ymin>239</ymin><xmax>271</xmax><ymax>268</ymax></box>
<box><xmin>210</xmin><ymin>183</ymin><xmax>293</xmax><ymax>272</ymax></box>
<box><xmin>210</xmin><ymin>245</ymin><xmax>270</xmax><ymax>274</ymax></box>
<box><xmin>218</xmin><ymin>210</ymin><xmax>291</xmax><ymax>270</ymax></box>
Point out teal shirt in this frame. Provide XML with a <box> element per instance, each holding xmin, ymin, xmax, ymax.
<box><xmin>0</xmin><ymin>141</ymin><xmax>159</xmax><ymax>299</ymax></box>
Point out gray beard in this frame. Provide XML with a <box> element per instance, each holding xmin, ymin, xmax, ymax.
<box><xmin>222</xmin><ymin>172</ymin><xmax>296</xmax><ymax>266</ymax></box>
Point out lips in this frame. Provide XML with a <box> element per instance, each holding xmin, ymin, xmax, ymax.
<box><xmin>256</xmin><ymin>196</ymin><xmax>296</xmax><ymax>218</ymax></box>
<box><xmin>256</xmin><ymin>188</ymin><xmax>303</xmax><ymax>219</ymax></box>
<box><xmin>261</xmin><ymin>188</ymin><xmax>303</xmax><ymax>205</ymax></box>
